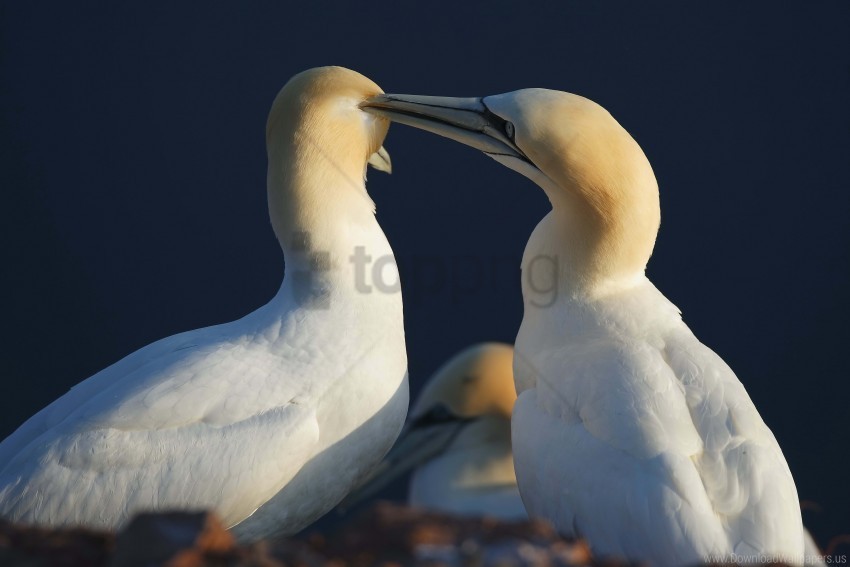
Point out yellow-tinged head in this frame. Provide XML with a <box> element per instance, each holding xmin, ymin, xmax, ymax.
<box><xmin>266</xmin><ymin>66</ymin><xmax>389</xmax><ymax>165</ymax></box>
<box><xmin>484</xmin><ymin>90</ymin><xmax>659</xmax><ymax>287</ymax></box>
<box><xmin>412</xmin><ymin>342</ymin><xmax>516</xmax><ymax>420</ymax></box>
<box><xmin>266</xmin><ymin>67</ymin><xmax>391</xmax><ymax>251</ymax></box>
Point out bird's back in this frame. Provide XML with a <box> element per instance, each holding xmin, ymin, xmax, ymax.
<box><xmin>0</xmin><ymin>304</ymin><xmax>316</xmax><ymax>529</ymax></box>
<box><xmin>512</xmin><ymin>279</ymin><xmax>803</xmax><ymax>565</ymax></box>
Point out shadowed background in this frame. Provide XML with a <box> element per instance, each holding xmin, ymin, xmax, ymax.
<box><xmin>1</xmin><ymin>1</ymin><xmax>848</xmax><ymax>544</ymax></box>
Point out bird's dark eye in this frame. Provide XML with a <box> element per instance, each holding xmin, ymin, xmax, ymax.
<box><xmin>504</xmin><ymin>121</ymin><xmax>515</xmax><ymax>139</ymax></box>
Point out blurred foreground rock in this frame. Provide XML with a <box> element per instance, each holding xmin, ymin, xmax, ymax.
<box><xmin>0</xmin><ymin>502</ymin><xmax>628</xmax><ymax>566</ymax></box>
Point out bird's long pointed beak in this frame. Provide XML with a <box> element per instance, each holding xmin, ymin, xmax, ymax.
<box><xmin>360</xmin><ymin>94</ymin><xmax>532</xmax><ymax>165</ymax></box>
<box><xmin>337</xmin><ymin>416</ymin><xmax>470</xmax><ymax>513</ymax></box>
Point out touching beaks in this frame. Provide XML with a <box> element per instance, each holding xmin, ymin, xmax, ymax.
<box><xmin>368</xmin><ymin>145</ymin><xmax>392</xmax><ymax>174</ymax></box>
<box><xmin>360</xmin><ymin>94</ymin><xmax>532</xmax><ymax>166</ymax></box>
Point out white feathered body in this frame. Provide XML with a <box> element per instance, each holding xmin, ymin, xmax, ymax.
<box><xmin>512</xmin><ymin>215</ymin><xmax>803</xmax><ymax>566</ymax></box>
<box><xmin>0</xmin><ymin>219</ymin><xmax>408</xmax><ymax>540</ymax></box>
<box><xmin>410</xmin><ymin>417</ymin><xmax>527</xmax><ymax>520</ymax></box>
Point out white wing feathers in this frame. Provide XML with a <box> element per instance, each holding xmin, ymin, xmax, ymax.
<box><xmin>514</xmin><ymin>316</ymin><xmax>803</xmax><ymax>565</ymax></box>
<box><xmin>664</xmin><ymin>330</ymin><xmax>803</xmax><ymax>559</ymax></box>
<box><xmin>0</xmin><ymin>327</ymin><xmax>321</xmax><ymax>530</ymax></box>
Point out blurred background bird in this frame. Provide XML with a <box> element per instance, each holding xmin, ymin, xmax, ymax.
<box><xmin>342</xmin><ymin>342</ymin><xmax>526</xmax><ymax>520</ymax></box>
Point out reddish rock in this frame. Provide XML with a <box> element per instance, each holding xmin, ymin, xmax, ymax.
<box><xmin>0</xmin><ymin>503</ymin><xmax>648</xmax><ymax>566</ymax></box>
<box><xmin>310</xmin><ymin>502</ymin><xmax>605</xmax><ymax>566</ymax></box>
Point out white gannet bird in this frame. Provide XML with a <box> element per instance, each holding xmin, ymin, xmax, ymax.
<box><xmin>342</xmin><ymin>342</ymin><xmax>526</xmax><ymax>520</ymax></box>
<box><xmin>0</xmin><ymin>66</ymin><xmax>408</xmax><ymax>541</ymax></box>
<box><xmin>362</xmin><ymin>91</ymin><xmax>805</xmax><ymax>565</ymax></box>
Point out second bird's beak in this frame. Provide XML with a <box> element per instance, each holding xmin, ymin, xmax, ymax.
<box><xmin>360</xmin><ymin>94</ymin><xmax>532</xmax><ymax>165</ymax></box>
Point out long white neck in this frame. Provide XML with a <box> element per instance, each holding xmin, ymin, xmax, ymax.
<box><xmin>266</xmin><ymin>142</ymin><xmax>397</xmax><ymax>310</ymax></box>
<box><xmin>517</xmin><ymin>169</ymin><xmax>659</xmax><ymax>306</ymax></box>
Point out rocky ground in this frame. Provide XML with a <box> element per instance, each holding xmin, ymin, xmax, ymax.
<box><xmin>4</xmin><ymin>501</ymin><xmax>835</xmax><ymax>566</ymax></box>
<box><xmin>0</xmin><ymin>502</ymin><xmax>630</xmax><ymax>567</ymax></box>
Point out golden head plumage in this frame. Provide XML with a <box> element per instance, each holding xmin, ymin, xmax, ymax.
<box><xmin>266</xmin><ymin>67</ymin><xmax>391</xmax><ymax>252</ymax></box>
<box><xmin>412</xmin><ymin>342</ymin><xmax>516</xmax><ymax>420</ymax></box>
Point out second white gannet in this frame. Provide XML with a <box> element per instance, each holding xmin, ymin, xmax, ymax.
<box><xmin>343</xmin><ymin>342</ymin><xmax>526</xmax><ymax>520</ymax></box>
<box><xmin>362</xmin><ymin>90</ymin><xmax>805</xmax><ymax>565</ymax></box>
<box><xmin>0</xmin><ymin>66</ymin><xmax>409</xmax><ymax>541</ymax></box>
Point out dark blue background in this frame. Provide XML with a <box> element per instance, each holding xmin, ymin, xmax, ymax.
<box><xmin>2</xmin><ymin>1</ymin><xmax>847</xmax><ymax>545</ymax></box>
